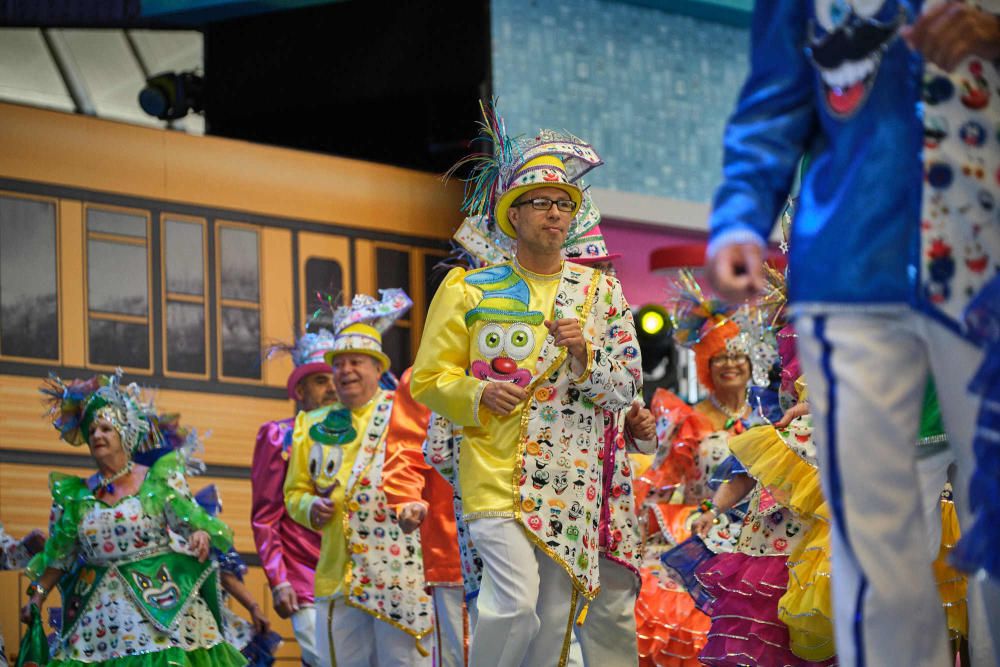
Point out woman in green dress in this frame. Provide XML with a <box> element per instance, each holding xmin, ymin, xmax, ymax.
<box><xmin>20</xmin><ymin>373</ymin><xmax>246</xmax><ymax>667</ymax></box>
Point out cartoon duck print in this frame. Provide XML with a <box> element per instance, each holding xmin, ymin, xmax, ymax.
<box><xmin>925</xmin><ymin>238</ymin><xmax>956</xmax><ymax>304</ymax></box>
<box><xmin>963</xmin><ymin>235</ymin><xmax>992</xmax><ymax>297</ymax></box>
<box><xmin>808</xmin><ymin>0</ymin><xmax>903</xmax><ymax>118</ymax></box>
<box><xmin>959</xmin><ymin>119</ymin><xmax>987</xmax><ymax>148</ymax></box>
<box><xmin>960</xmin><ymin>60</ymin><xmax>990</xmax><ymax>110</ymax></box>
<box><xmin>924</xmin><ymin>115</ymin><xmax>949</xmax><ymax>149</ymax></box>
<box><xmin>967</xmin><ymin>237</ymin><xmax>990</xmax><ymax>269</ymax></box>
<box><xmin>464</xmin><ymin>264</ymin><xmax>545</xmax><ymax>388</ymax></box>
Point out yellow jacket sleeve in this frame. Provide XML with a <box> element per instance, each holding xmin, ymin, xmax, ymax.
<box><xmin>283</xmin><ymin>410</ymin><xmax>320</xmax><ymax>530</ymax></box>
<box><xmin>411</xmin><ymin>267</ymin><xmax>487</xmax><ymax>427</ymax></box>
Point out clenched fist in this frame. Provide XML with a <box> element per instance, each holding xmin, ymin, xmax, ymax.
<box><xmin>480</xmin><ymin>382</ymin><xmax>529</xmax><ymax>417</ymax></box>
<box><xmin>398</xmin><ymin>502</ymin><xmax>428</xmax><ymax>534</ymax></box>
<box><xmin>625</xmin><ymin>402</ymin><xmax>656</xmax><ymax>442</ymax></box>
<box><xmin>310</xmin><ymin>497</ymin><xmax>336</xmax><ymax>528</ymax></box>
<box><xmin>545</xmin><ymin>318</ymin><xmax>587</xmax><ymax>368</ymax></box>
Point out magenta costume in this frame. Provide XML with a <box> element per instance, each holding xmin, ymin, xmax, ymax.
<box><xmin>251</xmin><ymin>417</ymin><xmax>322</xmax><ymax>603</ymax></box>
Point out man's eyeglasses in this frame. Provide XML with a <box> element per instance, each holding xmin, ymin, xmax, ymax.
<box><xmin>512</xmin><ymin>197</ymin><xmax>578</xmax><ymax>213</ymax></box>
<box><xmin>710</xmin><ymin>353</ymin><xmax>749</xmax><ymax>367</ymax></box>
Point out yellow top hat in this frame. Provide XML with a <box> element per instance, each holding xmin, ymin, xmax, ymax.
<box><xmin>493</xmin><ymin>154</ymin><xmax>582</xmax><ymax>239</ymax></box>
<box><xmin>324</xmin><ymin>322</ymin><xmax>392</xmax><ymax>373</ymax></box>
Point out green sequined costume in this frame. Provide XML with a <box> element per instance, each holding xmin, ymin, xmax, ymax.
<box><xmin>27</xmin><ymin>452</ymin><xmax>246</xmax><ymax>667</ymax></box>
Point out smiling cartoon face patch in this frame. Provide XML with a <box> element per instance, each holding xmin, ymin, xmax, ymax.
<box><xmin>464</xmin><ymin>264</ymin><xmax>546</xmax><ymax>388</ymax></box>
<box><xmin>807</xmin><ymin>0</ymin><xmax>904</xmax><ymax>118</ymax></box>
<box><xmin>308</xmin><ymin>442</ymin><xmax>344</xmax><ymax>497</ymax></box>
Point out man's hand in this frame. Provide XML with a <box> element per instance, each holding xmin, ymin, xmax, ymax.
<box><xmin>398</xmin><ymin>502</ymin><xmax>428</xmax><ymax>534</ymax></box>
<box><xmin>625</xmin><ymin>403</ymin><xmax>656</xmax><ymax>442</ymax></box>
<box><xmin>22</xmin><ymin>529</ymin><xmax>46</xmax><ymax>556</ymax></box>
<box><xmin>545</xmin><ymin>318</ymin><xmax>587</xmax><ymax>368</ymax></box>
<box><xmin>774</xmin><ymin>401</ymin><xmax>810</xmax><ymax>429</ymax></box>
<box><xmin>902</xmin><ymin>3</ymin><xmax>1000</xmax><ymax>72</ymax></box>
<box><xmin>310</xmin><ymin>497</ymin><xmax>336</xmax><ymax>528</ymax></box>
<box><xmin>706</xmin><ymin>242</ymin><xmax>764</xmax><ymax>303</ymax></box>
<box><xmin>189</xmin><ymin>530</ymin><xmax>210</xmax><ymax>563</ymax></box>
<box><xmin>272</xmin><ymin>585</ymin><xmax>299</xmax><ymax>618</ymax></box>
<box><xmin>480</xmin><ymin>382</ymin><xmax>528</xmax><ymax>417</ymax></box>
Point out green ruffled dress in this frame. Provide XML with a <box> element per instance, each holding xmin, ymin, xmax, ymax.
<box><xmin>26</xmin><ymin>452</ymin><xmax>247</xmax><ymax>667</ymax></box>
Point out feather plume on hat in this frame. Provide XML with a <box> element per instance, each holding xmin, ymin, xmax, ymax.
<box><xmin>444</xmin><ymin>98</ymin><xmax>523</xmax><ymax>222</ymax></box>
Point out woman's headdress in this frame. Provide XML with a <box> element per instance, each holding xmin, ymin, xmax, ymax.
<box><xmin>40</xmin><ymin>370</ymin><xmax>158</xmax><ymax>456</ymax></box>
<box><xmin>667</xmin><ymin>271</ymin><xmax>751</xmax><ymax>392</ymax></box>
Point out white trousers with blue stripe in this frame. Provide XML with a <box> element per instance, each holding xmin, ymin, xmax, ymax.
<box><xmin>796</xmin><ymin>311</ymin><xmax>1000</xmax><ymax>667</ymax></box>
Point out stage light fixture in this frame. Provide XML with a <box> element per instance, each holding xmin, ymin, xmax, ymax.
<box><xmin>640</xmin><ymin>308</ymin><xmax>666</xmax><ymax>336</ymax></box>
<box><xmin>139</xmin><ymin>71</ymin><xmax>204</xmax><ymax>121</ymax></box>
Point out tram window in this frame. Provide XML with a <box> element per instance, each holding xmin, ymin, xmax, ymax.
<box><xmin>217</xmin><ymin>223</ymin><xmax>261</xmax><ymax>380</ymax></box>
<box><xmin>220</xmin><ymin>227</ymin><xmax>260</xmax><ymax>302</ymax></box>
<box><xmin>375</xmin><ymin>246</ymin><xmax>412</xmax><ymax>365</ymax></box>
<box><xmin>221</xmin><ymin>306</ymin><xmax>261</xmax><ymax>379</ymax></box>
<box><xmin>165</xmin><ymin>219</ymin><xmax>205</xmax><ymax>295</ymax></box>
<box><xmin>166</xmin><ymin>302</ymin><xmax>206</xmax><ymax>374</ymax></box>
<box><xmin>163</xmin><ymin>218</ymin><xmax>207</xmax><ymax>376</ymax></box>
<box><xmin>87</xmin><ymin>241</ymin><xmax>148</xmax><ymax>316</ymax></box>
<box><xmin>422</xmin><ymin>252</ymin><xmax>448</xmax><ymax>305</ymax></box>
<box><xmin>0</xmin><ymin>195</ymin><xmax>59</xmax><ymax>360</ymax></box>
<box><xmin>376</xmin><ymin>247</ymin><xmax>410</xmax><ymax>293</ymax></box>
<box><xmin>88</xmin><ymin>208</ymin><xmax>147</xmax><ymax>238</ymax></box>
<box><xmin>304</xmin><ymin>257</ymin><xmax>344</xmax><ymax>332</ymax></box>
<box><xmin>381</xmin><ymin>325</ymin><xmax>411</xmax><ymax>373</ymax></box>
<box><xmin>85</xmin><ymin>206</ymin><xmax>151</xmax><ymax>371</ymax></box>
<box><xmin>89</xmin><ymin>319</ymin><xmax>149</xmax><ymax>368</ymax></box>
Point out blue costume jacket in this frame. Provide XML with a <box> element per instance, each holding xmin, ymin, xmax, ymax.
<box><xmin>709</xmin><ymin>0</ymin><xmax>1000</xmax><ymax>341</ymax></box>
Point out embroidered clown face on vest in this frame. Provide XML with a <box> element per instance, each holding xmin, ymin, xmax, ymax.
<box><xmin>464</xmin><ymin>264</ymin><xmax>545</xmax><ymax>388</ymax></box>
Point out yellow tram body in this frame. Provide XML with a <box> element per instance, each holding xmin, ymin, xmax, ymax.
<box><xmin>0</xmin><ymin>102</ymin><xmax>461</xmax><ymax>662</ymax></box>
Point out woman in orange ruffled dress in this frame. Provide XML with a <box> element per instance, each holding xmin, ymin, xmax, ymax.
<box><xmin>633</xmin><ymin>275</ymin><xmax>759</xmax><ymax>666</ymax></box>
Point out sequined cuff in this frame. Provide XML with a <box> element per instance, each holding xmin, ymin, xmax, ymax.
<box><xmin>570</xmin><ymin>343</ymin><xmax>594</xmax><ymax>384</ymax></box>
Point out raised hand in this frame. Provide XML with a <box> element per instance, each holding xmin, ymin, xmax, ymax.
<box><xmin>545</xmin><ymin>318</ymin><xmax>587</xmax><ymax>367</ymax></box>
<box><xmin>706</xmin><ymin>242</ymin><xmax>764</xmax><ymax>303</ymax></box>
<box><xmin>625</xmin><ymin>402</ymin><xmax>656</xmax><ymax>442</ymax></box>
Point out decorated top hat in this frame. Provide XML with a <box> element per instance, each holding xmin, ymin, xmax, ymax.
<box><xmin>493</xmin><ymin>154</ymin><xmax>583</xmax><ymax>239</ymax></box>
<box><xmin>449</xmin><ymin>101</ymin><xmax>602</xmax><ymax>241</ymax></box>
<box><xmin>284</xmin><ymin>329</ymin><xmax>337</xmax><ymax>399</ymax></box>
<box><xmin>325</xmin><ymin>289</ymin><xmax>412</xmax><ymax>372</ymax></box>
<box><xmin>562</xmin><ymin>224</ymin><xmax>621</xmax><ymax>265</ymax></box>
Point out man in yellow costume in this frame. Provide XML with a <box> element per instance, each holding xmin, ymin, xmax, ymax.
<box><xmin>412</xmin><ymin>117</ymin><xmax>643</xmax><ymax>666</ymax></box>
<box><xmin>285</xmin><ymin>289</ymin><xmax>432</xmax><ymax>667</ymax></box>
